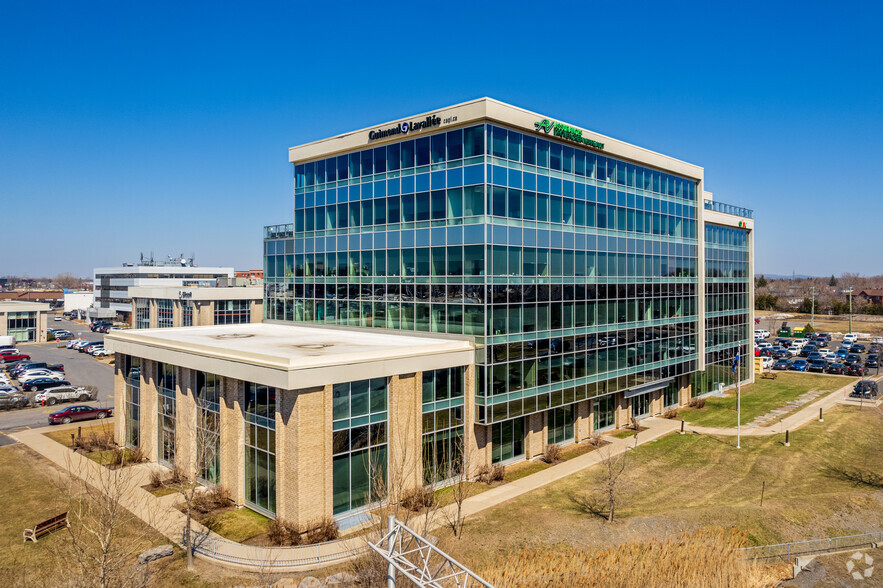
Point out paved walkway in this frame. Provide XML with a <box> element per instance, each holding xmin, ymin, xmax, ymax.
<box><xmin>10</xmin><ymin>378</ymin><xmax>880</xmax><ymax>573</ymax></box>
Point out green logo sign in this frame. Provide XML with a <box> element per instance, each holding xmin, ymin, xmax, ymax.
<box><xmin>534</xmin><ymin>119</ymin><xmax>604</xmax><ymax>150</ymax></box>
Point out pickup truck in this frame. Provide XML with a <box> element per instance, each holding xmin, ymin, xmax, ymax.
<box><xmin>42</xmin><ymin>385</ymin><xmax>96</xmax><ymax>406</ymax></box>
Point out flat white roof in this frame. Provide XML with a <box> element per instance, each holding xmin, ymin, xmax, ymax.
<box><xmin>93</xmin><ymin>266</ymin><xmax>234</xmax><ymax>276</ymax></box>
<box><xmin>106</xmin><ymin>323</ymin><xmax>474</xmax><ymax>389</ymax></box>
<box><xmin>0</xmin><ymin>301</ymin><xmax>50</xmax><ymax>313</ymax></box>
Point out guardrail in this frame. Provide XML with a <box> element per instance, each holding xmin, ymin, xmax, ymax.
<box><xmin>704</xmin><ymin>199</ymin><xmax>754</xmax><ymax>219</ymax></box>
<box><xmin>741</xmin><ymin>531</ymin><xmax>882</xmax><ymax>560</ymax></box>
<box><xmin>182</xmin><ymin>527</ymin><xmax>368</xmax><ymax>570</ymax></box>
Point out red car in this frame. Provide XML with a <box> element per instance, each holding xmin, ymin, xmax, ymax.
<box><xmin>1</xmin><ymin>352</ymin><xmax>30</xmax><ymax>363</ymax></box>
<box><xmin>48</xmin><ymin>405</ymin><xmax>112</xmax><ymax>425</ymax></box>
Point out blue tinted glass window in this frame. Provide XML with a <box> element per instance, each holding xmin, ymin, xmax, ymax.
<box><xmin>507</xmin><ymin>130</ymin><xmax>521</xmax><ymax>162</ymax></box>
<box><xmin>523</xmin><ymin>135</ymin><xmax>536</xmax><ymax>165</ymax></box>
<box><xmin>416</xmin><ymin>192</ymin><xmax>430</xmax><ymax>220</ymax></box>
<box><xmin>337</xmin><ymin>155</ymin><xmax>348</xmax><ymax>180</ymax></box>
<box><xmin>492</xmin><ymin>126</ymin><xmax>507</xmax><ymax>158</ymax></box>
<box><xmin>549</xmin><ymin>142</ymin><xmax>561</xmax><ymax>171</ymax></box>
<box><xmin>325</xmin><ymin>158</ymin><xmax>336</xmax><ymax>182</ymax></box>
<box><xmin>416</xmin><ymin>137</ymin><xmax>430</xmax><ymax>166</ymax></box>
<box><xmin>374</xmin><ymin>147</ymin><xmax>386</xmax><ymax>173</ymax></box>
<box><xmin>401</xmin><ymin>140</ymin><xmax>415</xmax><ymax>168</ymax></box>
<box><xmin>536</xmin><ymin>139</ymin><xmax>549</xmax><ymax>168</ymax></box>
<box><xmin>431</xmin><ymin>133</ymin><xmax>446</xmax><ymax>163</ymax></box>
<box><xmin>464</xmin><ymin>125</ymin><xmax>484</xmax><ymax>158</ymax></box>
<box><xmin>387</xmin><ymin>143</ymin><xmax>400</xmax><ymax>171</ymax></box>
<box><xmin>562</xmin><ymin>146</ymin><xmax>573</xmax><ymax>173</ymax></box>
<box><xmin>361</xmin><ymin>150</ymin><xmax>373</xmax><ymax>175</ymax></box>
<box><xmin>447</xmin><ymin>129</ymin><xmax>462</xmax><ymax>160</ymax></box>
<box><xmin>349</xmin><ymin>153</ymin><xmax>360</xmax><ymax>178</ymax></box>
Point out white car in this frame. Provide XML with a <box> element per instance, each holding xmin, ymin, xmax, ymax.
<box><xmin>843</xmin><ymin>334</ymin><xmax>858</xmax><ymax>345</ymax></box>
<box><xmin>761</xmin><ymin>357</ymin><xmax>774</xmax><ymax>370</ymax></box>
<box><xmin>872</xmin><ymin>337</ymin><xmax>882</xmax><ymax>345</ymax></box>
<box><xmin>790</xmin><ymin>339</ymin><xmax>807</xmax><ymax>350</ymax></box>
<box><xmin>754</xmin><ymin>329</ymin><xmax>770</xmax><ymax>339</ymax></box>
<box><xmin>42</xmin><ymin>385</ymin><xmax>95</xmax><ymax>406</ymax></box>
<box><xmin>92</xmin><ymin>348</ymin><xmax>111</xmax><ymax>357</ymax></box>
<box><xmin>53</xmin><ymin>315</ymin><xmax>62</xmax><ymax>322</ymax></box>
<box><xmin>18</xmin><ymin>371</ymin><xmax>65</xmax><ymax>383</ymax></box>
<box><xmin>756</xmin><ymin>341</ymin><xmax>772</xmax><ymax>350</ymax></box>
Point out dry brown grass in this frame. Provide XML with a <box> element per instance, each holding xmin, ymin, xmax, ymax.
<box><xmin>479</xmin><ymin>529</ymin><xmax>785</xmax><ymax>587</ymax></box>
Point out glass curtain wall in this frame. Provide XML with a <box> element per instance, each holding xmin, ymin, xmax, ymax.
<box><xmin>7</xmin><ymin>312</ymin><xmax>36</xmax><ymax>342</ymax></box>
<box><xmin>245</xmin><ymin>382</ymin><xmax>276</xmax><ymax>514</ymax></box>
<box><xmin>182</xmin><ymin>301</ymin><xmax>193</xmax><ymax>326</ymax></box>
<box><xmin>491</xmin><ymin>417</ymin><xmax>524</xmax><ymax>463</ymax></box>
<box><xmin>157</xmin><ymin>300</ymin><xmax>174</xmax><ymax>328</ymax></box>
<box><xmin>332</xmin><ymin>378</ymin><xmax>388</xmax><ymax>515</ymax></box>
<box><xmin>195</xmin><ymin>371</ymin><xmax>220</xmax><ymax>484</ymax></box>
<box><xmin>593</xmin><ymin>395</ymin><xmax>615</xmax><ymax>431</ymax></box>
<box><xmin>124</xmin><ymin>356</ymin><xmax>141</xmax><ymax>447</ymax></box>
<box><xmin>157</xmin><ymin>363</ymin><xmax>176</xmax><ymax>466</ymax></box>
<box><xmin>135</xmin><ymin>300</ymin><xmax>150</xmax><ymax>329</ymax></box>
<box><xmin>215</xmin><ymin>300</ymin><xmax>251</xmax><ymax>325</ymax></box>
<box><xmin>547</xmin><ymin>405</ymin><xmax>574</xmax><ymax>445</ymax></box>
<box><xmin>421</xmin><ymin>367</ymin><xmax>465</xmax><ymax>484</ymax></box>
<box><xmin>695</xmin><ymin>224</ymin><xmax>751</xmax><ymax>396</ymax></box>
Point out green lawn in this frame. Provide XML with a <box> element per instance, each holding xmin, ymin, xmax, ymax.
<box><xmin>678</xmin><ymin>372</ymin><xmax>847</xmax><ymax>428</ymax></box>
<box><xmin>437</xmin><ymin>405</ymin><xmax>883</xmax><ymax>574</ymax></box>
<box><xmin>203</xmin><ymin>507</ymin><xmax>269</xmax><ymax>543</ymax></box>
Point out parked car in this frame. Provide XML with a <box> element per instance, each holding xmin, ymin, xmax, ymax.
<box><xmin>53</xmin><ymin>330</ymin><xmax>73</xmax><ymax>340</ymax></box>
<box><xmin>843</xmin><ymin>334</ymin><xmax>858</xmax><ymax>345</ymax></box>
<box><xmin>807</xmin><ymin>359</ymin><xmax>827</xmax><ymax>373</ymax></box>
<box><xmin>79</xmin><ymin>342</ymin><xmax>104</xmax><ymax>353</ymax></box>
<box><xmin>91</xmin><ymin>348</ymin><xmax>111</xmax><ymax>357</ymax></box>
<box><xmin>806</xmin><ymin>352</ymin><xmax>823</xmax><ymax>363</ymax></box>
<box><xmin>851</xmin><ymin>380</ymin><xmax>879</xmax><ymax>399</ymax></box>
<box><xmin>53</xmin><ymin>315</ymin><xmax>62</xmax><ymax>322</ymax></box>
<box><xmin>9</xmin><ymin>362</ymin><xmax>48</xmax><ymax>378</ymax></box>
<box><xmin>845</xmin><ymin>353</ymin><xmax>862</xmax><ymax>365</ymax></box>
<box><xmin>18</xmin><ymin>370</ymin><xmax>65</xmax><ymax>383</ymax></box>
<box><xmin>835</xmin><ymin>349</ymin><xmax>849</xmax><ymax>361</ymax></box>
<box><xmin>754</xmin><ymin>329</ymin><xmax>771</xmax><ymax>339</ymax></box>
<box><xmin>775</xmin><ymin>338</ymin><xmax>792</xmax><ymax>347</ymax></box>
<box><xmin>790</xmin><ymin>359</ymin><xmax>809</xmax><ymax>372</ymax></box>
<box><xmin>800</xmin><ymin>345</ymin><xmax>818</xmax><ymax>358</ymax></box>
<box><xmin>761</xmin><ymin>357</ymin><xmax>774</xmax><ymax>370</ymax></box>
<box><xmin>0</xmin><ymin>390</ymin><xmax>30</xmax><ymax>410</ymax></box>
<box><xmin>42</xmin><ymin>385</ymin><xmax>96</xmax><ymax>406</ymax></box>
<box><xmin>846</xmin><ymin>363</ymin><xmax>867</xmax><ymax>377</ymax></box>
<box><xmin>773</xmin><ymin>358</ymin><xmax>792</xmax><ymax>371</ymax></box>
<box><xmin>48</xmin><ymin>405</ymin><xmax>112</xmax><ymax>425</ymax></box>
<box><xmin>850</xmin><ymin>344</ymin><xmax>867</xmax><ymax>354</ymax></box>
<box><xmin>872</xmin><ymin>336</ymin><xmax>883</xmax><ymax>346</ymax></box>
<box><xmin>757</xmin><ymin>341</ymin><xmax>772</xmax><ymax>350</ymax></box>
<box><xmin>826</xmin><ymin>362</ymin><xmax>846</xmax><ymax>375</ymax></box>
<box><xmin>1</xmin><ymin>352</ymin><xmax>31</xmax><ymax>363</ymax></box>
<box><xmin>67</xmin><ymin>339</ymin><xmax>86</xmax><ymax>349</ymax></box>
<box><xmin>865</xmin><ymin>354</ymin><xmax>879</xmax><ymax>368</ymax></box>
<box><xmin>22</xmin><ymin>378</ymin><xmax>70</xmax><ymax>392</ymax></box>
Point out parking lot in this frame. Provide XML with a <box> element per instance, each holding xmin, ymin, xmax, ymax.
<box><xmin>0</xmin><ymin>317</ymin><xmax>113</xmax><ymax>446</ymax></box>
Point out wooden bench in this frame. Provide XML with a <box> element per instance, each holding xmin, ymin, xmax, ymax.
<box><xmin>23</xmin><ymin>512</ymin><xmax>69</xmax><ymax>543</ymax></box>
<box><xmin>761</xmin><ymin>371</ymin><xmax>778</xmax><ymax>380</ymax></box>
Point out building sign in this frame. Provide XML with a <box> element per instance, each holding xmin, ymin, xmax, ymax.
<box><xmin>534</xmin><ymin>119</ymin><xmax>604</xmax><ymax>150</ymax></box>
<box><xmin>369</xmin><ymin>115</ymin><xmax>442</xmax><ymax>141</ymax></box>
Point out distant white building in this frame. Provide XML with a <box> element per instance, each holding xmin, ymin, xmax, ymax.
<box><xmin>63</xmin><ymin>291</ymin><xmax>94</xmax><ymax>313</ymax></box>
<box><xmin>93</xmin><ymin>260</ymin><xmax>233</xmax><ymax>323</ymax></box>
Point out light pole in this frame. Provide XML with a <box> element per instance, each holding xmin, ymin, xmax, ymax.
<box><xmin>810</xmin><ymin>286</ymin><xmax>816</xmax><ymax>330</ymax></box>
<box><xmin>735</xmin><ymin>351</ymin><xmax>742</xmax><ymax>450</ymax></box>
<box><xmin>848</xmin><ymin>286</ymin><xmax>854</xmax><ymax>334</ymax></box>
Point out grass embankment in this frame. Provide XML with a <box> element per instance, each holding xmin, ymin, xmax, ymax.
<box><xmin>438</xmin><ymin>405</ymin><xmax>883</xmax><ymax>575</ymax></box>
<box><xmin>42</xmin><ymin>423</ymin><xmax>112</xmax><ymax>447</ymax></box>
<box><xmin>679</xmin><ymin>372</ymin><xmax>846</xmax><ymax>428</ymax></box>
<box><xmin>204</xmin><ymin>508</ymin><xmax>269</xmax><ymax>543</ymax></box>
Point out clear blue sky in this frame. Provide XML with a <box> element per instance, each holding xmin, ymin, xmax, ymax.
<box><xmin>2</xmin><ymin>1</ymin><xmax>881</xmax><ymax>278</ymax></box>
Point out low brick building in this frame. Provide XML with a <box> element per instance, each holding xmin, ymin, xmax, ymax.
<box><xmin>107</xmin><ymin>322</ymin><xmax>691</xmax><ymax>529</ymax></box>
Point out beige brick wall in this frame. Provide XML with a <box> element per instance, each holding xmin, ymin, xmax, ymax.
<box><xmin>219</xmin><ymin>377</ymin><xmax>245</xmax><ymax>504</ymax></box>
<box><xmin>575</xmin><ymin>399</ymin><xmax>592</xmax><ymax>441</ymax></box>
<box><xmin>140</xmin><ymin>359</ymin><xmax>159</xmax><ymax>461</ymax></box>
<box><xmin>172</xmin><ymin>300</ymin><xmax>183</xmax><ymax>328</ymax></box>
<box><xmin>650</xmin><ymin>390</ymin><xmax>663</xmax><ymax>416</ymax></box>
<box><xmin>614</xmin><ymin>391</ymin><xmax>629</xmax><ymax>429</ymax></box>
<box><xmin>388</xmin><ymin>373</ymin><xmax>421</xmax><ymax>500</ymax></box>
<box><xmin>175</xmin><ymin>368</ymin><xmax>197</xmax><ymax>478</ymax></box>
<box><xmin>679</xmin><ymin>374</ymin><xmax>692</xmax><ymax>405</ymax></box>
<box><xmin>524</xmin><ymin>412</ymin><xmax>545</xmax><ymax>459</ymax></box>
<box><xmin>113</xmin><ymin>355</ymin><xmax>125</xmax><ymax>445</ymax></box>
<box><xmin>148</xmin><ymin>300</ymin><xmax>158</xmax><ymax>329</ymax></box>
<box><xmin>276</xmin><ymin>384</ymin><xmax>331</xmax><ymax>523</ymax></box>
<box><xmin>470</xmin><ymin>423</ymin><xmax>491</xmax><ymax>475</ymax></box>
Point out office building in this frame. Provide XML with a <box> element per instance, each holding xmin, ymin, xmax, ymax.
<box><xmin>110</xmin><ymin>98</ymin><xmax>753</xmax><ymax>527</ymax></box>
<box><xmin>129</xmin><ymin>286</ymin><xmax>263</xmax><ymax>329</ymax></box>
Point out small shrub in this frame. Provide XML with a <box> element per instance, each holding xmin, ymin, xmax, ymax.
<box><xmin>304</xmin><ymin>516</ymin><xmax>339</xmax><ymax>544</ymax></box>
<box><xmin>489</xmin><ymin>463</ymin><xmax>506</xmax><ymax>482</ymax></box>
<box><xmin>192</xmin><ymin>485</ymin><xmax>234</xmax><ymax>514</ymax></box>
<box><xmin>75</xmin><ymin>429</ymin><xmax>115</xmax><ymax>453</ymax></box>
<box><xmin>401</xmin><ymin>486</ymin><xmax>436</xmax><ymax>511</ymax></box>
<box><xmin>663</xmin><ymin>408</ymin><xmax>679</xmax><ymax>419</ymax></box>
<box><xmin>542</xmin><ymin>443</ymin><xmax>562</xmax><ymax>464</ymax></box>
<box><xmin>588</xmin><ymin>432</ymin><xmax>603</xmax><ymax>448</ymax></box>
<box><xmin>267</xmin><ymin>518</ymin><xmax>302</xmax><ymax>546</ymax></box>
<box><xmin>149</xmin><ymin>469</ymin><xmax>165</xmax><ymax>489</ymax></box>
<box><xmin>688</xmin><ymin>397</ymin><xmax>706</xmax><ymax>409</ymax></box>
<box><xmin>168</xmin><ymin>465</ymin><xmax>187</xmax><ymax>485</ymax></box>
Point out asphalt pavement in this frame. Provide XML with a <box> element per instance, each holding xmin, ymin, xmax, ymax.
<box><xmin>0</xmin><ymin>317</ymin><xmax>113</xmax><ymax>446</ymax></box>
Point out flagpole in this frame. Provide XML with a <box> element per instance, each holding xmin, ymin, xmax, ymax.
<box><xmin>737</xmin><ymin>354</ymin><xmax>741</xmax><ymax>449</ymax></box>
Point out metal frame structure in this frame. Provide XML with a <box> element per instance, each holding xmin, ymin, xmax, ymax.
<box><xmin>368</xmin><ymin>517</ymin><xmax>493</xmax><ymax>588</ymax></box>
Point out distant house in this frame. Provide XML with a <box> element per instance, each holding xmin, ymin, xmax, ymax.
<box><xmin>857</xmin><ymin>289</ymin><xmax>883</xmax><ymax>305</ymax></box>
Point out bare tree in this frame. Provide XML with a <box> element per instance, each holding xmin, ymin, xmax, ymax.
<box><xmin>54</xmin><ymin>273</ymin><xmax>85</xmax><ymax>290</ymax></box>
<box><xmin>572</xmin><ymin>435</ymin><xmax>634</xmax><ymax>523</ymax></box>
<box><xmin>441</xmin><ymin>433</ymin><xmax>474</xmax><ymax>539</ymax></box>
<box><xmin>59</xmin><ymin>445</ymin><xmax>156</xmax><ymax>588</ymax></box>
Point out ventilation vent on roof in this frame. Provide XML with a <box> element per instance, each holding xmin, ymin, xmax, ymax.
<box><xmin>213</xmin><ymin>333</ymin><xmax>255</xmax><ymax>340</ymax></box>
<box><xmin>295</xmin><ymin>343</ymin><xmax>332</xmax><ymax>350</ymax></box>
